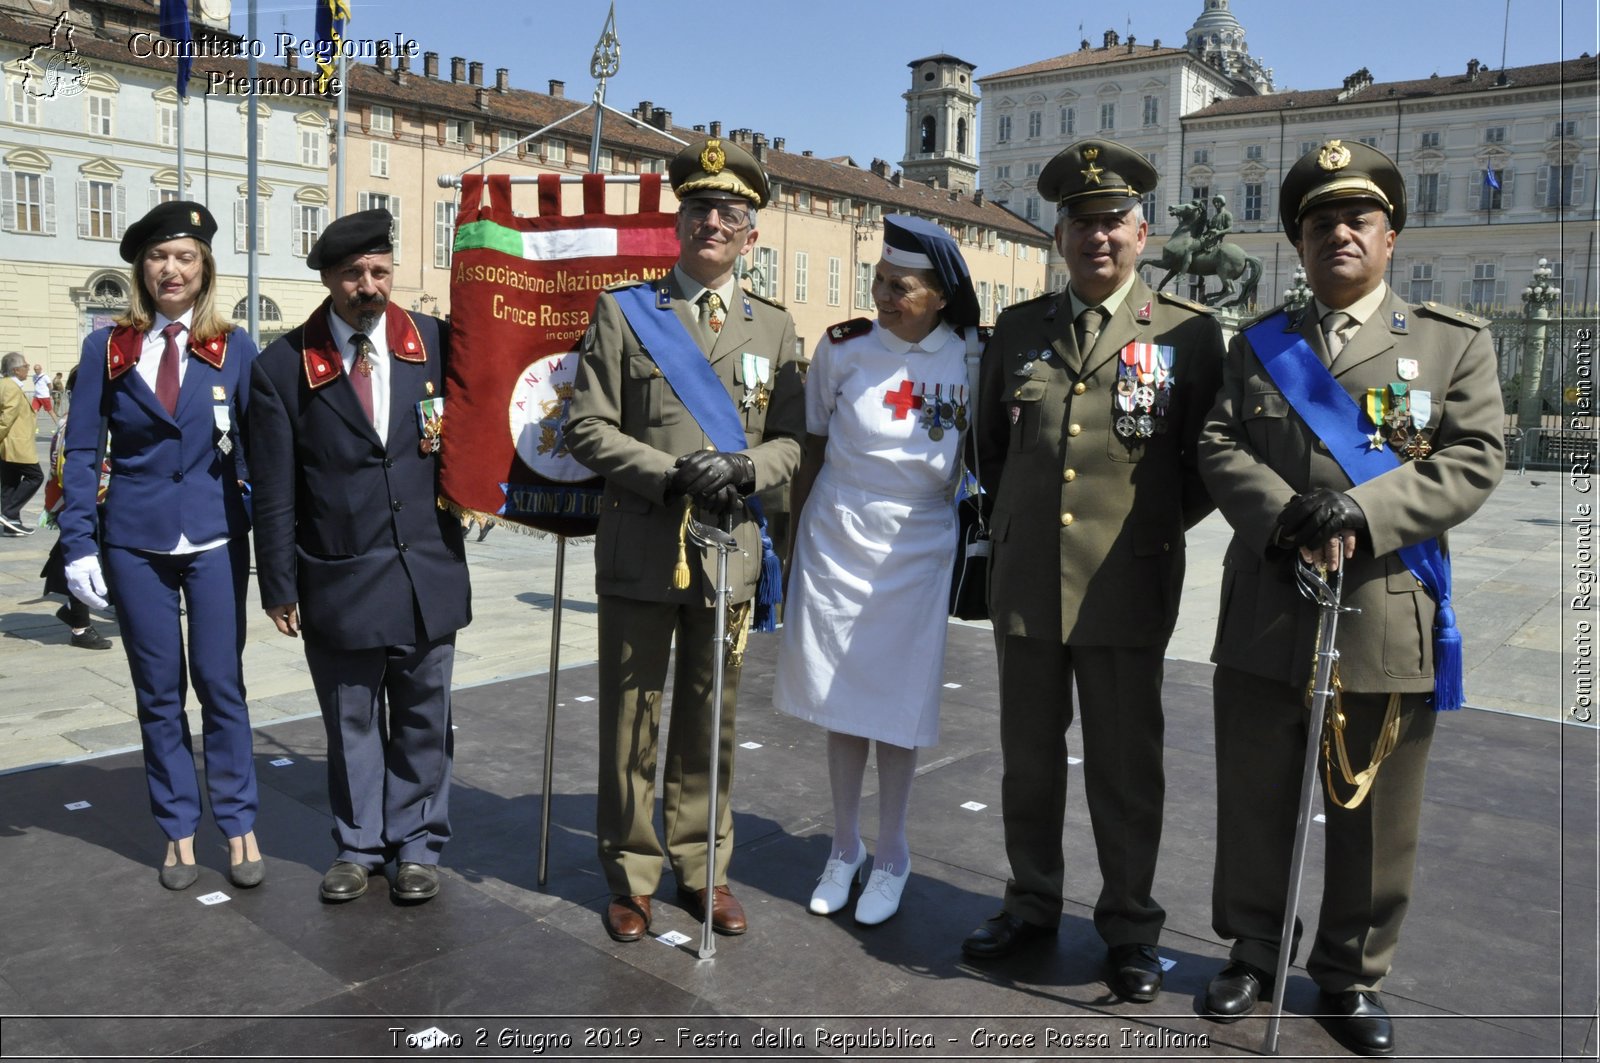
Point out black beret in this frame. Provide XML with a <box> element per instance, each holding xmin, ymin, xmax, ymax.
<box><xmin>670</xmin><ymin>136</ymin><xmax>770</xmax><ymax>209</ymax></box>
<box><xmin>1280</xmin><ymin>139</ymin><xmax>1407</xmax><ymax>235</ymax></box>
<box><xmin>1039</xmin><ymin>139</ymin><xmax>1158</xmax><ymax>217</ymax></box>
<box><xmin>119</xmin><ymin>201</ymin><xmax>217</xmax><ymax>262</ymax></box>
<box><xmin>307</xmin><ymin>208</ymin><xmax>395</xmax><ymax>270</ymax></box>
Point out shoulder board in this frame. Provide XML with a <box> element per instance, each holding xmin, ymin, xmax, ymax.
<box><xmin>746</xmin><ymin>289</ymin><xmax>786</xmax><ymax>310</ymax></box>
<box><xmin>1010</xmin><ymin>290</ymin><xmax>1054</xmax><ymax>309</ymax></box>
<box><xmin>1418</xmin><ymin>301</ymin><xmax>1490</xmax><ymax>329</ymax></box>
<box><xmin>602</xmin><ymin>278</ymin><xmax>652</xmax><ymax>293</ymax></box>
<box><xmin>1155</xmin><ymin>291</ymin><xmax>1215</xmax><ymax>314</ymax></box>
<box><xmin>1238</xmin><ymin>303</ymin><xmax>1289</xmax><ymax>330</ymax></box>
<box><xmin>826</xmin><ymin>317</ymin><xmax>873</xmax><ymax>343</ymax></box>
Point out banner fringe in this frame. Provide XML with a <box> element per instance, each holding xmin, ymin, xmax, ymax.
<box><xmin>437</xmin><ymin>497</ymin><xmax>594</xmax><ymax>544</ymax></box>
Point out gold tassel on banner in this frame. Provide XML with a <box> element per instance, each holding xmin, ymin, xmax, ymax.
<box><xmin>673</xmin><ymin>498</ymin><xmax>693</xmax><ymax>590</ymax></box>
<box><xmin>726</xmin><ymin>600</ymin><xmax>753</xmax><ymax>670</ymax></box>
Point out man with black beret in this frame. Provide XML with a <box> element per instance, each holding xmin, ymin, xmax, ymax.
<box><xmin>248</xmin><ymin>208</ymin><xmax>471</xmax><ymax>905</ymax></box>
<box><xmin>566</xmin><ymin>136</ymin><xmax>805</xmax><ymax>942</ymax></box>
<box><xmin>960</xmin><ymin>139</ymin><xmax>1225</xmax><ymax>1007</ymax></box>
<box><xmin>1197</xmin><ymin>140</ymin><xmax>1504</xmax><ymax>1054</ymax></box>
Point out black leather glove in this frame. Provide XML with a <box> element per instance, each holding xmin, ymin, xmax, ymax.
<box><xmin>1275</xmin><ymin>488</ymin><xmax>1366</xmax><ymax>549</ymax></box>
<box><xmin>669</xmin><ymin>450</ymin><xmax>755</xmax><ymax>501</ymax></box>
<box><xmin>698</xmin><ymin>483</ymin><xmax>746</xmax><ymax>516</ymax></box>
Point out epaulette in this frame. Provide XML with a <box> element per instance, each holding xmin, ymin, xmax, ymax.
<box><xmin>746</xmin><ymin>288</ymin><xmax>787</xmax><ymax>310</ymax></box>
<box><xmin>1418</xmin><ymin>301</ymin><xmax>1490</xmax><ymax>329</ymax></box>
<box><xmin>603</xmin><ymin>277</ymin><xmax>651</xmax><ymax>292</ymax></box>
<box><xmin>1010</xmin><ymin>290</ymin><xmax>1055</xmax><ymax>310</ymax></box>
<box><xmin>826</xmin><ymin>317</ymin><xmax>873</xmax><ymax>343</ymax></box>
<box><xmin>1156</xmin><ymin>290</ymin><xmax>1216</xmax><ymax>314</ymax></box>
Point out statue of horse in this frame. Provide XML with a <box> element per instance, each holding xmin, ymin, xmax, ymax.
<box><xmin>1138</xmin><ymin>200</ymin><xmax>1263</xmax><ymax>309</ymax></box>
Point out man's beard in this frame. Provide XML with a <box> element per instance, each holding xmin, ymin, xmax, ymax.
<box><xmin>348</xmin><ymin>293</ymin><xmax>386</xmax><ymax>333</ymax></box>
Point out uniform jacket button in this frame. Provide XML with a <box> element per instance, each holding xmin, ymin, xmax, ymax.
<box><xmin>171</xmin><ymin>471</ymin><xmax>182</xmax><ymax>482</ymax></box>
<box><xmin>1063</xmin><ymin>468</ymin><xmax>1077</xmax><ymax>482</ymax></box>
<box><xmin>1067</xmin><ymin>423</ymin><xmax>1081</xmax><ymax>437</ymax></box>
<box><xmin>383</xmin><ymin>458</ymin><xmax>395</xmax><ymax>468</ymax></box>
<box><xmin>1060</xmin><ymin>512</ymin><xmax>1074</xmax><ymax>526</ymax></box>
<box><xmin>1072</xmin><ymin>382</ymin><xmax>1087</xmax><ymax>395</ymax></box>
<box><xmin>399</xmin><ymin>542</ymin><xmax>409</xmax><ymax>552</ymax></box>
<box><xmin>392</xmin><ymin>500</ymin><xmax>403</xmax><ymax>511</ymax></box>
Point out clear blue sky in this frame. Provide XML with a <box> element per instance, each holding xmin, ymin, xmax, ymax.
<box><xmin>233</xmin><ymin>0</ymin><xmax>1597</xmax><ymax>165</ymax></box>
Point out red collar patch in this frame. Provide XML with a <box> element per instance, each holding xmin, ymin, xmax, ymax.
<box><xmin>1136</xmin><ymin>300</ymin><xmax>1152</xmax><ymax>322</ymax></box>
<box><xmin>105</xmin><ymin>324</ymin><xmax>229</xmax><ymax>379</ymax></box>
<box><xmin>301</xmin><ymin>301</ymin><xmax>428</xmax><ymax>388</ymax></box>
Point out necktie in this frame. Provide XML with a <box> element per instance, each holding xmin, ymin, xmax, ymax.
<box><xmin>349</xmin><ymin>333</ymin><xmax>375</xmax><ymax>425</ymax></box>
<box><xmin>700</xmin><ymin>291</ymin><xmax>726</xmax><ymax>336</ymax></box>
<box><xmin>1075</xmin><ymin>305</ymin><xmax>1107</xmax><ymax>357</ymax></box>
<box><xmin>156</xmin><ymin>321</ymin><xmax>183</xmax><ymax>416</ymax></box>
<box><xmin>1322</xmin><ymin>311</ymin><xmax>1354</xmax><ymax>364</ymax></box>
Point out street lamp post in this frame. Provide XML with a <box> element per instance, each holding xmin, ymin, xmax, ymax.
<box><xmin>1517</xmin><ymin>258</ymin><xmax>1561</xmax><ymax>432</ymax></box>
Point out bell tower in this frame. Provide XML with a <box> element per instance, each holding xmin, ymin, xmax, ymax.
<box><xmin>900</xmin><ymin>54</ymin><xmax>979</xmax><ymax>193</ymax></box>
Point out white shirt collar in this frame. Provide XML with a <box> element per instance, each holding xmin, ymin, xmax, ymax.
<box><xmin>1314</xmin><ymin>282</ymin><xmax>1390</xmax><ymax>328</ymax></box>
<box><xmin>876</xmin><ymin>318</ymin><xmax>954</xmax><ymax>355</ymax></box>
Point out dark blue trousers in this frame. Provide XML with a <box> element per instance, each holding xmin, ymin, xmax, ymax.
<box><xmin>304</xmin><ymin>632</ymin><xmax>456</xmax><ymax>867</ymax></box>
<box><xmin>102</xmin><ymin>538</ymin><xmax>257</xmax><ymax>840</ymax></box>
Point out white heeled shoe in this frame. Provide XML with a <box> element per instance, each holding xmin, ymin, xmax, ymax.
<box><xmin>808</xmin><ymin>841</ymin><xmax>868</xmax><ymax>915</ymax></box>
<box><xmin>854</xmin><ymin>860</ymin><xmax>911</xmax><ymax>925</ymax></box>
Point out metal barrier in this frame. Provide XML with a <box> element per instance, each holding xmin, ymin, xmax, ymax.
<box><xmin>1503</xmin><ymin>426</ymin><xmax>1597</xmax><ymax>473</ymax></box>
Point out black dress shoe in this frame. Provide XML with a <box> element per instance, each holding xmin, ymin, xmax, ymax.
<box><xmin>319</xmin><ymin>861</ymin><xmax>371</xmax><ymax>902</ymax></box>
<box><xmin>960</xmin><ymin>912</ymin><xmax>1057</xmax><ymax>961</ymax></box>
<box><xmin>1203</xmin><ymin>960</ymin><xmax>1271</xmax><ymax>1022</ymax></box>
<box><xmin>1106</xmin><ymin>943</ymin><xmax>1163</xmax><ymax>1003</ymax></box>
<box><xmin>393</xmin><ymin>862</ymin><xmax>440</xmax><ymax>903</ymax></box>
<box><xmin>1319</xmin><ymin>990</ymin><xmax>1395</xmax><ymax>1056</ymax></box>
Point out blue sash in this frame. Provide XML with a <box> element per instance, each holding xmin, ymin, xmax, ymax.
<box><xmin>612</xmin><ymin>283</ymin><xmax>782</xmax><ymax>632</ymax></box>
<box><xmin>1245</xmin><ymin>312</ymin><xmax>1462</xmax><ymax>711</ymax></box>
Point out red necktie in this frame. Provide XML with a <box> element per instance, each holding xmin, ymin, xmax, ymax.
<box><xmin>156</xmin><ymin>321</ymin><xmax>183</xmax><ymax>416</ymax></box>
<box><xmin>349</xmin><ymin>333</ymin><xmax>375</xmax><ymax>425</ymax></box>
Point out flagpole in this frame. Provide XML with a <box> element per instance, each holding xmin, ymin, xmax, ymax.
<box><xmin>176</xmin><ymin>93</ymin><xmax>185</xmax><ymax>194</ymax></box>
<box><xmin>245</xmin><ymin>0</ymin><xmax>259</xmax><ymax>346</ymax></box>
<box><xmin>335</xmin><ymin>51</ymin><xmax>347</xmax><ymax>219</ymax></box>
<box><xmin>536</xmin><ymin>1</ymin><xmax>621</xmax><ymax>891</ymax></box>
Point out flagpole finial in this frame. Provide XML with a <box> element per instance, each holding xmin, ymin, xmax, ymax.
<box><xmin>591</xmin><ymin>2</ymin><xmax>620</xmax><ymax>82</ymax></box>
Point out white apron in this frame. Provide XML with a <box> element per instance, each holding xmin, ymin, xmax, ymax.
<box><xmin>773</xmin><ymin>320</ymin><xmax>967</xmax><ymax>747</ymax></box>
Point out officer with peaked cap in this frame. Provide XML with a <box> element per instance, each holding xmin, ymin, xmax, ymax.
<box><xmin>249</xmin><ymin>207</ymin><xmax>470</xmax><ymax>906</ymax></box>
<box><xmin>1197</xmin><ymin>140</ymin><xmax>1504</xmax><ymax>1054</ymax></box>
<box><xmin>566</xmin><ymin>136</ymin><xmax>805</xmax><ymax>943</ymax></box>
<box><xmin>960</xmin><ymin>139</ymin><xmax>1226</xmax><ymax>1007</ymax></box>
<box><xmin>60</xmin><ymin>200</ymin><xmax>264</xmax><ymax>890</ymax></box>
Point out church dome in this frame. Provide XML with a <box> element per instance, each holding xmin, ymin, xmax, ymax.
<box><xmin>1186</xmin><ymin>0</ymin><xmax>1248</xmax><ymax>53</ymax></box>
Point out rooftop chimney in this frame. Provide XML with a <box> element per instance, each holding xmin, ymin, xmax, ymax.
<box><xmin>651</xmin><ymin>107</ymin><xmax>671</xmax><ymax>130</ymax></box>
<box><xmin>1103</xmin><ymin>29</ymin><xmax>1119</xmax><ymax>48</ymax></box>
<box><xmin>710</xmin><ymin>120</ymin><xmax>722</xmax><ymax>137</ymax></box>
<box><xmin>548</xmin><ymin>78</ymin><xmax>564</xmax><ymax>97</ymax></box>
<box><xmin>1127</xmin><ymin>35</ymin><xmax>1136</xmax><ymax>52</ymax></box>
<box><xmin>802</xmin><ymin>149</ymin><xmax>814</xmax><ymax>157</ymax></box>
<box><xmin>637</xmin><ymin>100</ymin><xmax>653</xmax><ymax>120</ymax></box>
<box><xmin>450</xmin><ymin>56</ymin><xmax>466</xmax><ymax>82</ymax></box>
<box><xmin>973</xmin><ymin>188</ymin><xmax>984</xmax><ymax>205</ymax></box>
<box><xmin>373</xmin><ymin>42</ymin><xmax>387</xmax><ymax>73</ymax></box>
<box><xmin>752</xmin><ymin>131</ymin><xmax>767</xmax><ymax>160</ymax></box>
<box><xmin>397</xmin><ymin>52</ymin><xmax>410</xmax><ymax>73</ymax></box>
<box><xmin>476</xmin><ymin>88</ymin><xmax>489</xmax><ymax>112</ymax></box>
<box><xmin>496</xmin><ymin>67</ymin><xmax>509</xmax><ymax>93</ymax></box>
<box><xmin>1153</xmin><ymin>37</ymin><xmax>1161</xmax><ymax>48</ymax></box>
<box><xmin>469</xmin><ymin>61</ymin><xmax>483</xmax><ymax>86</ymax></box>
<box><xmin>1467</xmin><ymin>57</ymin><xmax>1481</xmax><ymax>80</ymax></box>
<box><xmin>285</xmin><ymin>45</ymin><xmax>299</xmax><ymax>70</ymax></box>
<box><xmin>423</xmin><ymin>52</ymin><xmax>439</xmax><ymax>79</ymax></box>
<box><xmin>773</xmin><ymin>136</ymin><xmax>785</xmax><ymax>151</ymax></box>
<box><xmin>693</xmin><ymin>124</ymin><xmax>706</xmax><ymax>133</ymax></box>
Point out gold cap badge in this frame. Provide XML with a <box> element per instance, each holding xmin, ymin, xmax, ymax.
<box><xmin>1317</xmin><ymin>140</ymin><xmax>1352</xmax><ymax>172</ymax></box>
<box><xmin>700</xmin><ymin>138</ymin><xmax>726</xmax><ymax>176</ymax></box>
<box><xmin>1080</xmin><ymin>146</ymin><xmax>1104</xmax><ymax>185</ymax></box>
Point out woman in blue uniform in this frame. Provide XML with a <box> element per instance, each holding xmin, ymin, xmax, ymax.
<box><xmin>61</xmin><ymin>201</ymin><xmax>263</xmax><ymax>890</ymax></box>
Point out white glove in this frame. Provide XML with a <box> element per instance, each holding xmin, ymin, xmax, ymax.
<box><xmin>65</xmin><ymin>554</ymin><xmax>110</xmax><ymax>611</ymax></box>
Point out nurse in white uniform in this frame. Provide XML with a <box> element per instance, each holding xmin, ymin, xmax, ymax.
<box><xmin>775</xmin><ymin>215</ymin><xmax>982</xmax><ymax>925</ymax></box>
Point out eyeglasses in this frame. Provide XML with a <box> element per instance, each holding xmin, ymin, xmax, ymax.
<box><xmin>681</xmin><ymin>200</ymin><xmax>751</xmax><ymax>230</ymax></box>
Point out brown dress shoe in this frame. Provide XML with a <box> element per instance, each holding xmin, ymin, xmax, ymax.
<box><xmin>604</xmin><ymin>895</ymin><xmax>652</xmax><ymax>942</ymax></box>
<box><xmin>677</xmin><ymin>885</ymin><xmax>747</xmax><ymax>935</ymax></box>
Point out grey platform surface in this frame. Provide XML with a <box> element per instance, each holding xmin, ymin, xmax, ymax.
<box><xmin>1</xmin><ymin>623</ymin><xmax>1595</xmax><ymax>1062</ymax></box>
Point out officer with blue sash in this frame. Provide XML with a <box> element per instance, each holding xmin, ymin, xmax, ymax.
<box><xmin>567</xmin><ymin>136</ymin><xmax>805</xmax><ymax>943</ymax></box>
<box><xmin>1197</xmin><ymin>140</ymin><xmax>1505</xmax><ymax>1055</ymax></box>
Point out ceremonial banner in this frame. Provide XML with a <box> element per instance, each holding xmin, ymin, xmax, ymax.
<box><xmin>440</xmin><ymin>172</ymin><xmax>677</xmax><ymax>536</ymax></box>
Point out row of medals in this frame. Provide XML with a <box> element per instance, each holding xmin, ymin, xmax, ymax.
<box><xmin>1368</xmin><ymin>382</ymin><xmax>1433</xmax><ymax>459</ymax></box>
<box><xmin>353</xmin><ymin>351</ymin><xmax>447</xmax><ymax>457</ymax></box>
<box><xmin>918</xmin><ymin>383</ymin><xmax>967</xmax><ymax>441</ymax></box>
<box><xmin>1114</xmin><ymin>346</ymin><xmax>1174</xmax><ymax>439</ymax></box>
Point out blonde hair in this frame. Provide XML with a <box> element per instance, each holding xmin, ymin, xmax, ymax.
<box><xmin>115</xmin><ymin>240</ymin><xmax>234</xmax><ymax>344</ymax></box>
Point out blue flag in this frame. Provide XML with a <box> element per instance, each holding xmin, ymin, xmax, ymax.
<box><xmin>1485</xmin><ymin>167</ymin><xmax>1502</xmax><ymax>190</ymax></box>
<box><xmin>158</xmin><ymin>0</ymin><xmax>191</xmax><ymax>98</ymax></box>
<box><xmin>315</xmin><ymin>0</ymin><xmax>351</xmax><ymax>93</ymax></box>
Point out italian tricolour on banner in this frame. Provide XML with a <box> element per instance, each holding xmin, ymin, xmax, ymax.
<box><xmin>440</xmin><ymin>173</ymin><xmax>677</xmax><ymax>536</ymax></box>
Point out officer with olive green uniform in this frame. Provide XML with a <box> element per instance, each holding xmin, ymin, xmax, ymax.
<box><xmin>567</xmin><ymin>137</ymin><xmax>804</xmax><ymax>943</ymax></box>
<box><xmin>961</xmin><ymin>140</ymin><xmax>1225</xmax><ymax>1007</ymax></box>
<box><xmin>1197</xmin><ymin>140</ymin><xmax>1504</xmax><ymax>1056</ymax></box>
